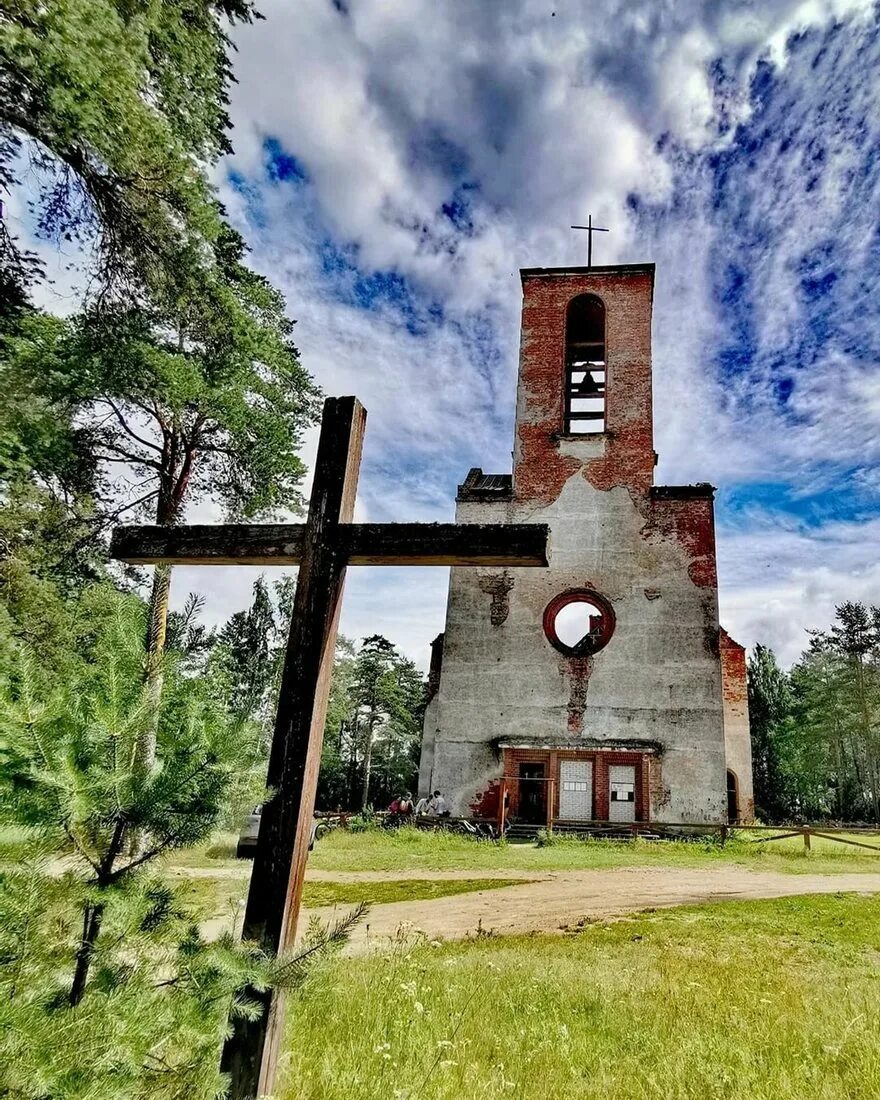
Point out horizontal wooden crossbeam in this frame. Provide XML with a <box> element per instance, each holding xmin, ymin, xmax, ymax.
<box><xmin>110</xmin><ymin>522</ymin><xmax>550</xmax><ymax>568</ymax></box>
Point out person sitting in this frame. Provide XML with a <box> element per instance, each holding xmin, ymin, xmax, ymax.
<box><xmin>427</xmin><ymin>790</ymin><xmax>450</xmax><ymax>817</ymax></box>
<box><xmin>397</xmin><ymin>792</ymin><xmax>415</xmax><ymax>816</ymax></box>
<box><xmin>414</xmin><ymin>794</ymin><xmax>430</xmax><ymax>815</ymax></box>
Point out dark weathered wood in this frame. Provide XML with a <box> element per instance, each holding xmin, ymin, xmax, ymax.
<box><xmin>809</xmin><ymin>830</ymin><xmax>880</xmax><ymax>852</ymax></box>
<box><xmin>750</xmin><ymin>831</ymin><xmax>804</xmax><ymax>844</ymax></box>
<box><xmin>108</xmin><ymin>392</ymin><xmax>553</xmax><ymax>1098</ymax></box>
<box><xmin>219</xmin><ymin>396</ymin><xmax>366</xmax><ymax>1099</ymax></box>
<box><xmin>111</xmin><ymin>521</ymin><xmax>550</xmax><ymax>567</ymax></box>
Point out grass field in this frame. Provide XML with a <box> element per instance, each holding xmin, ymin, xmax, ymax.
<box><xmin>305</xmin><ymin>824</ymin><xmax>880</xmax><ymax>876</ymax></box>
<box><xmin>174</xmin><ymin>872</ymin><xmax>522</xmax><ymax>921</ymax></box>
<box><xmin>6</xmin><ymin>824</ymin><xmax>879</xmax><ymax>880</ymax></box>
<box><xmin>279</xmin><ymin>892</ymin><xmax>880</xmax><ymax>1100</ymax></box>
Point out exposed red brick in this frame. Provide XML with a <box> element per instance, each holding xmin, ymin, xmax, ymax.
<box><xmin>469</xmin><ymin>779</ymin><xmax>501</xmax><ymax>820</ymax></box>
<box><xmin>514</xmin><ymin>270</ymin><xmax>655</xmax><ymax>505</ymax></box>
<box><xmin>564</xmin><ymin>654</ymin><xmax>593</xmax><ymax>733</ymax></box>
<box><xmin>719</xmin><ymin>628</ymin><xmax>748</xmax><ymax>715</ymax></box>
<box><xmin>501</xmin><ymin>747</ymin><xmax>651</xmax><ymax>822</ymax></box>
<box><xmin>514</xmin><ymin>422</ymin><xmax>580</xmax><ymax>504</ymax></box>
<box><xmin>648</xmin><ymin>755</ymin><xmax>671</xmax><ymax>810</ymax></box>
<box><xmin>643</xmin><ymin>496</ymin><xmax>718</xmax><ymax>588</ymax></box>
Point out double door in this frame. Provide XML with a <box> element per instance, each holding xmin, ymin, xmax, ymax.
<box><xmin>556</xmin><ymin>760</ymin><xmax>636</xmax><ymax>822</ymax></box>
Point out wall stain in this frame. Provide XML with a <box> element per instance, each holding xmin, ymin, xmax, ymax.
<box><xmin>564</xmin><ymin>654</ymin><xmax>594</xmax><ymax>734</ymax></box>
<box><xmin>478</xmin><ymin>572</ymin><xmax>515</xmax><ymax>626</ymax></box>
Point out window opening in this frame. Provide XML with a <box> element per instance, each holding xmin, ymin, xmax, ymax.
<box><xmin>543</xmin><ymin>589</ymin><xmax>615</xmax><ymax>657</ymax></box>
<box><xmin>565</xmin><ymin>294</ymin><xmax>605</xmax><ymax>434</ymax></box>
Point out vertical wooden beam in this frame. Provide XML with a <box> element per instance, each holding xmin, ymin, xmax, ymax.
<box><xmin>803</xmin><ymin>825</ymin><xmax>812</xmax><ymax>853</ymax></box>
<box><xmin>546</xmin><ymin>778</ymin><xmax>555</xmax><ymax>833</ymax></box>
<box><xmin>498</xmin><ymin>780</ymin><xmax>508</xmax><ymax>837</ymax></box>
<box><xmin>220</xmin><ymin>397</ymin><xmax>366</xmax><ymax>1100</ymax></box>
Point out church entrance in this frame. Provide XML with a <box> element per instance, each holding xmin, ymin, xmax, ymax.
<box><xmin>518</xmin><ymin>761</ymin><xmax>547</xmax><ymax>823</ymax></box>
<box><xmin>558</xmin><ymin>759</ymin><xmax>593</xmax><ymax>819</ymax></box>
<box><xmin>501</xmin><ymin>747</ymin><xmax>650</xmax><ymax>824</ymax></box>
<box><xmin>608</xmin><ymin>764</ymin><xmax>637</xmax><ymax>822</ymax></box>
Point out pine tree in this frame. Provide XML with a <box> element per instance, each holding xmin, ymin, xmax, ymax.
<box><xmin>0</xmin><ymin>588</ymin><xmax>260</xmax><ymax>1003</ymax></box>
<box><xmin>1</xmin><ymin>0</ymin><xmax>260</xmax><ymax>303</ymax></box>
<box><xmin>747</xmin><ymin>644</ymin><xmax>792</xmax><ymax>822</ymax></box>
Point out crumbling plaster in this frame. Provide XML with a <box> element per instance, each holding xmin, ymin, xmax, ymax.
<box><xmin>419</xmin><ymin>264</ymin><xmax>740</xmax><ymax>826</ymax></box>
<box><xmin>423</xmin><ymin>468</ymin><xmax>727</xmax><ymax>823</ymax></box>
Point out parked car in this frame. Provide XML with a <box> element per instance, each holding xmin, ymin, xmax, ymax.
<box><xmin>236</xmin><ymin>805</ymin><xmax>263</xmax><ymax>858</ymax></box>
<box><xmin>236</xmin><ymin>807</ymin><xmax>336</xmax><ymax>858</ymax></box>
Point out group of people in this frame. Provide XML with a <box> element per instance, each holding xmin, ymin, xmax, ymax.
<box><xmin>387</xmin><ymin>790</ymin><xmax>450</xmax><ymax>819</ymax></box>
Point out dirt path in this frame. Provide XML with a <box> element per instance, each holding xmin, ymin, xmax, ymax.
<box><xmin>300</xmin><ymin>867</ymin><xmax>880</xmax><ymax>953</ymax></box>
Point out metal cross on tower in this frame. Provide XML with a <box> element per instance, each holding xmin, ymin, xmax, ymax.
<box><xmin>570</xmin><ymin>214</ymin><xmax>609</xmax><ymax>268</ymax></box>
<box><xmin>111</xmin><ymin>396</ymin><xmax>549</xmax><ymax>1100</ymax></box>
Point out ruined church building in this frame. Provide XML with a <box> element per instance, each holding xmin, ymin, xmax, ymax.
<box><xmin>419</xmin><ymin>261</ymin><xmax>754</xmax><ymax>827</ymax></box>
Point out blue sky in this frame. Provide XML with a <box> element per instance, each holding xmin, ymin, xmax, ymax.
<box><xmin>23</xmin><ymin>0</ymin><xmax>878</xmax><ymax>668</ymax></box>
<box><xmin>186</xmin><ymin>0</ymin><xmax>880</xmax><ymax>669</ymax></box>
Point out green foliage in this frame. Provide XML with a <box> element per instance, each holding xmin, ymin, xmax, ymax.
<box><xmin>216</xmin><ymin>576</ymin><xmax>281</xmax><ymax>728</ymax></box>
<box><xmin>280</xmin><ymin>894</ymin><xmax>880</xmax><ymax>1100</ymax></box>
<box><xmin>751</xmin><ymin>603</ymin><xmax>880</xmax><ymax>822</ymax></box>
<box><xmin>51</xmin><ymin>228</ymin><xmax>320</xmax><ymax>526</ymax></box>
<box><xmin>0</xmin><ymin>308</ymin><xmax>93</xmax><ymax>494</ymax></box>
<box><xmin>0</xmin><ymin>587</ymin><xmax>367</xmax><ymax>1096</ymax></box>
<box><xmin>1</xmin><ymin>0</ymin><xmax>259</xmax><ymax>301</ymax></box>
<box><xmin>748</xmin><ymin>644</ymin><xmax>793</xmax><ymax>821</ymax></box>
<box><xmin>0</xmin><ymin>859</ymin><xmax>365</xmax><ymax>1100</ymax></box>
<box><xmin>318</xmin><ymin>635</ymin><xmax>426</xmax><ymax>811</ymax></box>
<box><xmin>0</xmin><ymin>589</ymin><xmax>260</xmax><ymax>862</ymax></box>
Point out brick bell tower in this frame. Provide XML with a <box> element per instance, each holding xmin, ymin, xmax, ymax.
<box><xmin>514</xmin><ymin>264</ymin><xmax>656</xmax><ymax>505</ymax></box>
<box><xmin>419</xmin><ymin>261</ymin><xmax>754</xmax><ymax>828</ymax></box>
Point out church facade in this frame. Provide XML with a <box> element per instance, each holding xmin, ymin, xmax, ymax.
<box><xmin>418</xmin><ymin>262</ymin><xmax>754</xmax><ymax>826</ymax></box>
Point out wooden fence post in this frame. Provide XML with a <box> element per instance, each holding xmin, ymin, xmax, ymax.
<box><xmin>720</xmin><ymin>823</ymin><xmax>728</xmax><ymax>846</ymax></box>
<box><xmin>498</xmin><ymin>780</ymin><xmax>507</xmax><ymax>838</ymax></box>
<box><xmin>803</xmin><ymin>825</ymin><xmax>811</xmax><ymax>853</ymax></box>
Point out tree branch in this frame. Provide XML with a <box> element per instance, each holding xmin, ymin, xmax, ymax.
<box><xmin>96</xmin><ymin>442</ymin><xmax>163</xmax><ymax>470</ymax></box>
<box><xmin>98</xmin><ymin>398</ymin><xmax>164</xmax><ymax>454</ymax></box>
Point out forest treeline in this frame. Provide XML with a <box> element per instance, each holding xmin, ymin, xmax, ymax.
<box><xmin>749</xmin><ymin>601</ymin><xmax>880</xmax><ymax>824</ymax></box>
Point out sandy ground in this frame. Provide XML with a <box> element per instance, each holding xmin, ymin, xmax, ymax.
<box><xmin>298</xmin><ymin>866</ymin><xmax>880</xmax><ymax>953</ymax></box>
<box><xmin>181</xmin><ymin>862</ymin><xmax>880</xmax><ymax>948</ymax></box>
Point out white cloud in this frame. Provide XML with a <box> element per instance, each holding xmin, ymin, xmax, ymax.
<box><xmin>719</xmin><ymin>515</ymin><xmax>880</xmax><ymax>666</ymax></box>
<box><xmin>193</xmin><ymin>0</ymin><xmax>880</xmax><ymax>668</ymax></box>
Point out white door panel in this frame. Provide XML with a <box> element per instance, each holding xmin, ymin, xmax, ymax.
<box><xmin>558</xmin><ymin>760</ymin><xmax>593</xmax><ymax>820</ymax></box>
<box><xmin>608</xmin><ymin>764</ymin><xmax>636</xmax><ymax>822</ymax></box>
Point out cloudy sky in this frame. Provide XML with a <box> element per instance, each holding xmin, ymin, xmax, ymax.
<box><xmin>73</xmin><ymin>0</ymin><xmax>880</xmax><ymax>667</ymax></box>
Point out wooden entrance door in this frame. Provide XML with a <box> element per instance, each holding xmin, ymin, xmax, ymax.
<box><xmin>518</xmin><ymin>762</ymin><xmax>547</xmax><ymax>823</ymax></box>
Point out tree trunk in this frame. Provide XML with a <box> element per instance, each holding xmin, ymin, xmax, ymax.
<box><xmin>139</xmin><ymin>562</ymin><xmax>172</xmax><ymax>770</ymax></box>
<box><xmin>69</xmin><ymin>901</ymin><xmax>104</xmax><ymax>1006</ymax></box>
<box><xmin>855</xmin><ymin>656</ymin><xmax>880</xmax><ymax>822</ymax></box>
<box><xmin>137</xmin><ymin>422</ymin><xmax>195</xmax><ymax>771</ymax></box>
<box><xmin>360</xmin><ymin>722</ymin><xmax>374</xmax><ymax>811</ymax></box>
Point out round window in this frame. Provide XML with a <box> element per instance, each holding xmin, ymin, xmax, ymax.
<box><xmin>543</xmin><ymin>589</ymin><xmax>615</xmax><ymax>657</ymax></box>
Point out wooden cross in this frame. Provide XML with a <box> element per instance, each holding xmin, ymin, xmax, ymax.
<box><xmin>111</xmin><ymin>396</ymin><xmax>548</xmax><ymax>1099</ymax></box>
<box><xmin>570</xmin><ymin>214</ymin><xmax>609</xmax><ymax>268</ymax></box>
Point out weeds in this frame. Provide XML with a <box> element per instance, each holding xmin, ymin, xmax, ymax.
<box><xmin>280</xmin><ymin>893</ymin><xmax>880</xmax><ymax>1100</ymax></box>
